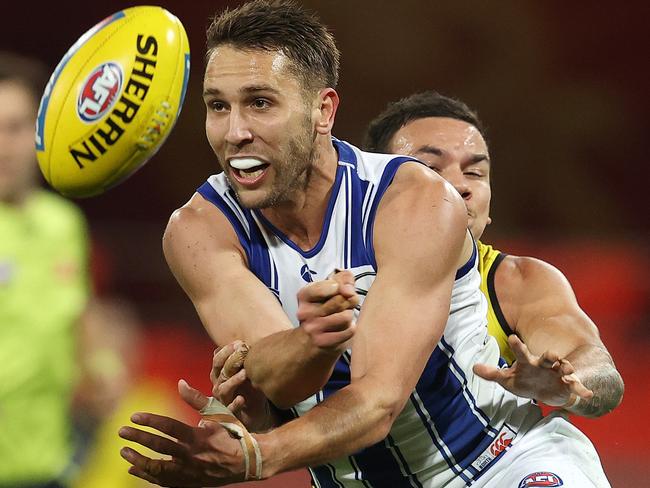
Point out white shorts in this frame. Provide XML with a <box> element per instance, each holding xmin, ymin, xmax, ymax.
<box><xmin>475</xmin><ymin>412</ymin><xmax>611</xmax><ymax>488</ymax></box>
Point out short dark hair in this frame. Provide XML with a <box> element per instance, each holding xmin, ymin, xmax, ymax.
<box><xmin>364</xmin><ymin>91</ymin><xmax>486</xmax><ymax>153</ymax></box>
<box><xmin>0</xmin><ymin>51</ymin><xmax>50</xmax><ymax>106</ymax></box>
<box><xmin>206</xmin><ymin>0</ymin><xmax>340</xmax><ymax>91</ymax></box>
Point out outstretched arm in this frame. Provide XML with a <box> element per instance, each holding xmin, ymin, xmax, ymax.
<box><xmin>119</xmin><ymin>163</ymin><xmax>473</xmax><ymax>485</ymax></box>
<box><xmin>474</xmin><ymin>256</ymin><xmax>624</xmax><ymax>417</ymax></box>
<box><xmin>164</xmin><ymin>193</ymin><xmax>357</xmax><ymax>408</ymax></box>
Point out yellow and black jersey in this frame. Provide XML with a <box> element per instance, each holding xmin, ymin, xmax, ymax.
<box><xmin>477</xmin><ymin>240</ymin><xmax>516</xmax><ymax>365</ymax></box>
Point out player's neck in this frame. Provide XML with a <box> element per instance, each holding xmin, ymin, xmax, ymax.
<box><xmin>260</xmin><ymin>138</ymin><xmax>338</xmax><ymax>250</ymax></box>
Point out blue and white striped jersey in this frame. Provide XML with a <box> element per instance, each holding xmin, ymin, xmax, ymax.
<box><xmin>198</xmin><ymin>139</ymin><xmax>542</xmax><ymax>487</ymax></box>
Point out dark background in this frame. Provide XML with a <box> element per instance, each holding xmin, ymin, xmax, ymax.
<box><xmin>3</xmin><ymin>1</ymin><xmax>649</xmax><ymax>486</ymax></box>
<box><xmin>3</xmin><ymin>0</ymin><xmax>647</xmax><ymax>325</ymax></box>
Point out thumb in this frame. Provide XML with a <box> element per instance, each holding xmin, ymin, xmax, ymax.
<box><xmin>473</xmin><ymin>363</ymin><xmax>504</xmax><ymax>382</ymax></box>
<box><xmin>178</xmin><ymin>378</ymin><xmax>209</xmax><ymax>411</ymax></box>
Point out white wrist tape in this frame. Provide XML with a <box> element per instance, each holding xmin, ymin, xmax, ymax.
<box><xmin>200</xmin><ymin>396</ymin><xmax>263</xmax><ymax>481</ymax></box>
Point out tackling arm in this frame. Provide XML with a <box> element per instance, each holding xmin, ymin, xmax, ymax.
<box><xmin>495</xmin><ymin>256</ymin><xmax>624</xmax><ymax>417</ymax></box>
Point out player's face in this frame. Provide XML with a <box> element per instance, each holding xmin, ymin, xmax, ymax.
<box><xmin>0</xmin><ymin>81</ymin><xmax>39</xmax><ymax>203</ymax></box>
<box><xmin>203</xmin><ymin>46</ymin><xmax>318</xmax><ymax>209</ymax></box>
<box><xmin>390</xmin><ymin>117</ymin><xmax>492</xmax><ymax>239</ymax></box>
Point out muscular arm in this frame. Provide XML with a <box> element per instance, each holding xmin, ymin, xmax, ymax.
<box><xmin>164</xmin><ymin>193</ymin><xmax>351</xmax><ymax>408</ymax></box>
<box><xmin>496</xmin><ymin>256</ymin><xmax>624</xmax><ymax>417</ymax></box>
<box><xmin>256</xmin><ymin>163</ymin><xmax>472</xmax><ymax>475</ymax></box>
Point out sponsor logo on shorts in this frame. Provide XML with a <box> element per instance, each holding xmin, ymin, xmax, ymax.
<box><xmin>77</xmin><ymin>62</ymin><xmax>123</xmax><ymax>122</ymax></box>
<box><xmin>518</xmin><ymin>471</ymin><xmax>564</xmax><ymax>487</ymax></box>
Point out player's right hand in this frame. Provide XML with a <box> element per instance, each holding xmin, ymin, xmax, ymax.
<box><xmin>296</xmin><ymin>269</ymin><xmax>360</xmax><ymax>353</ymax></box>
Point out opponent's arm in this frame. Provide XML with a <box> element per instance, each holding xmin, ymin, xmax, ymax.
<box><xmin>477</xmin><ymin>256</ymin><xmax>624</xmax><ymax>417</ymax></box>
<box><xmin>164</xmin><ymin>193</ymin><xmax>355</xmax><ymax>408</ymax></box>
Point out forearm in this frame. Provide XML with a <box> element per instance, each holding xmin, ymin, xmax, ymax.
<box><xmin>256</xmin><ymin>379</ymin><xmax>397</xmax><ymax>477</ymax></box>
<box><xmin>565</xmin><ymin>344</ymin><xmax>624</xmax><ymax>417</ymax></box>
<box><xmin>245</xmin><ymin>328</ymin><xmax>341</xmax><ymax>409</ymax></box>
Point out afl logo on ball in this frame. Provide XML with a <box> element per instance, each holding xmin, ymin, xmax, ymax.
<box><xmin>77</xmin><ymin>62</ymin><xmax>123</xmax><ymax>122</ymax></box>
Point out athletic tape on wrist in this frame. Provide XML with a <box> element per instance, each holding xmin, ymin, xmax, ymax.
<box><xmin>200</xmin><ymin>396</ymin><xmax>263</xmax><ymax>480</ymax></box>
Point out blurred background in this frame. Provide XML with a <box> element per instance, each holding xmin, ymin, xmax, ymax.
<box><xmin>2</xmin><ymin>0</ymin><xmax>648</xmax><ymax>486</ymax></box>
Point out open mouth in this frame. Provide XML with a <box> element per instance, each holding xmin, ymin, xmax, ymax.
<box><xmin>230</xmin><ymin>158</ymin><xmax>270</xmax><ymax>182</ymax></box>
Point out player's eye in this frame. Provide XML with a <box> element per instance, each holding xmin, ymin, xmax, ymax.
<box><xmin>465</xmin><ymin>170</ymin><xmax>483</xmax><ymax>178</ymax></box>
<box><xmin>209</xmin><ymin>100</ymin><xmax>227</xmax><ymax>112</ymax></box>
<box><xmin>252</xmin><ymin>98</ymin><xmax>270</xmax><ymax>109</ymax></box>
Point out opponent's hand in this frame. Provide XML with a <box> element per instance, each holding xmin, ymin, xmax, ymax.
<box><xmin>296</xmin><ymin>269</ymin><xmax>360</xmax><ymax>353</ymax></box>
<box><xmin>118</xmin><ymin>380</ymin><xmax>254</xmax><ymax>486</ymax></box>
<box><xmin>473</xmin><ymin>335</ymin><xmax>594</xmax><ymax>407</ymax></box>
<box><xmin>211</xmin><ymin>341</ymin><xmax>273</xmax><ymax>432</ymax></box>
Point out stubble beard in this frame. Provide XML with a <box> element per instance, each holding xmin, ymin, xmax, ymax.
<box><xmin>230</xmin><ymin>117</ymin><xmax>317</xmax><ymax>210</ymax></box>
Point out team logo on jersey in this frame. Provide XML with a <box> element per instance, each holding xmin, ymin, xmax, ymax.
<box><xmin>518</xmin><ymin>471</ymin><xmax>563</xmax><ymax>487</ymax></box>
<box><xmin>300</xmin><ymin>264</ymin><xmax>317</xmax><ymax>282</ymax></box>
<box><xmin>77</xmin><ymin>62</ymin><xmax>123</xmax><ymax>122</ymax></box>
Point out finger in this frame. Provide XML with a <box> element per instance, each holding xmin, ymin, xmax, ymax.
<box><xmin>212</xmin><ymin>341</ymin><xmax>242</xmax><ymax>380</ymax></box>
<box><xmin>297</xmin><ymin>280</ymin><xmax>339</xmax><ymax>303</ymax></box>
<box><xmin>120</xmin><ymin>447</ymin><xmax>164</xmax><ymax>483</ymax></box>
<box><xmin>214</xmin><ymin>369</ymin><xmax>247</xmax><ymax>404</ymax></box>
<box><xmin>305</xmin><ymin>310</ymin><xmax>356</xmax><ymax>332</ymax></box>
<box><xmin>508</xmin><ymin>335</ymin><xmax>535</xmax><ymax>365</ymax></box>
<box><xmin>330</xmin><ymin>269</ymin><xmax>357</xmax><ymax>299</ymax></box>
<box><xmin>561</xmin><ymin>372</ymin><xmax>594</xmax><ymax>400</ymax></box>
<box><xmin>228</xmin><ymin>395</ymin><xmax>246</xmax><ymax>415</ymax></box>
<box><xmin>473</xmin><ymin>363</ymin><xmax>509</xmax><ymax>383</ymax></box>
<box><xmin>221</xmin><ymin>343</ymin><xmax>249</xmax><ymax>379</ymax></box>
<box><xmin>319</xmin><ymin>294</ymin><xmax>357</xmax><ymax>316</ymax></box>
<box><xmin>557</xmin><ymin>358</ymin><xmax>576</xmax><ymax>376</ymax></box>
<box><xmin>127</xmin><ymin>466</ymin><xmax>160</xmax><ymax>485</ymax></box>
<box><xmin>538</xmin><ymin>350</ymin><xmax>561</xmax><ymax>370</ymax></box>
<box><xmin>118</xmin><ymin>426</ymin><xmax>187</xmax><ymax>458</ymax></box>
<box><xmin>121</xmin><ymin>447</ymin><xmax>182</xmax><ymax>485</ymax></box>
<box><xmin>178</xmin><ymin>379</ymin><xmax>209</xmax><ymax>412</ymax></box>
<box><xmin>128</xmin><ymin>412</ymin><xmax>196</xmax><ymax>443</ymax></box>
<box><xmin>310</xmin><ymin>324</ymin><xmax>356</xmax><ymax>349</ymax></box>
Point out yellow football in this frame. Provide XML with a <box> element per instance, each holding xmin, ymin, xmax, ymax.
<box><xmin>35</xmin><ymin>6</ymin><xmax>190</xmax><ymax>198</ymax></box>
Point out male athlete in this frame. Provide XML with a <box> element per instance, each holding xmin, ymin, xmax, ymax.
<box><xmin>119</xmin><ymin>2</ymin><xmax>612</xmax><ymax>486</ymax></box>
<box><xmin>364</xmin><ymin>91</ymin><xmax>624</xmax><ymax>418</ymax></box>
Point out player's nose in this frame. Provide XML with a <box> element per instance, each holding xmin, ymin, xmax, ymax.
<box><xmin>224</xmin><ymin>109</ymin><xmax>253</xmax><ymax>146</ymax></box>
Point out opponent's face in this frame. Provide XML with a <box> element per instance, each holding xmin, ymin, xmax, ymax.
<box><xmin>203</xmin><ymin>46</ymin><xmax>318</xmax><ymax>209</ymax></box>
<box><xmin>0</xmin><ymin>81</ymin><xmax>39</xmax><ymax>203</ymax></box>
<box><xmin>390</xmin><ymin>117</ymin><xmax>492</xmax><ymax>239</ymax></box>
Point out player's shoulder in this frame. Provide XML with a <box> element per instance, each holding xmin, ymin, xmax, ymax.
<box><xmin>164</xmin><ymin>192</ymin><xmax>239</xmax><ymax>254</ymax></box>
<box><xmin>496</xmin><ymin>253</ymin><xmax>574</xmax><ymax>299</ymax></box>
<box><xmin>389</xmin><ymin>162</ymin><xmax>466</xmax><ymax>217</ymax></box>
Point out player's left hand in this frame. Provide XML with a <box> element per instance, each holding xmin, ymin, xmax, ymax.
<box><xmin>212</xmin><ymin>342</ymin><xmax>273</xmax><ymax>432</ymax></box>
<box><xmin>472</xmin><ymin>335</ymin><xmax>593</xmax><ymax>408</ymax></box>
<box><xmin>118</xmin><ymin>380</ymin><xmax>250</xmax><ymax>486</ymax></box>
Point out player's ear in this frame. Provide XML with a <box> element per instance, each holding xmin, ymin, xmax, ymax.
<box><xmin>313</xmin><ymin>88</ymin><xmax>339</xmax><ymax>135</ymax></box>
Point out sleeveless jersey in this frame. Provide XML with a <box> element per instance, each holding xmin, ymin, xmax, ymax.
<box><xmin>198</xmin><ymin>139</ymin><xmax>542</xmax><ymax>488</ymax></box>
<box><xmin>476</xmin><ymin>241</ymin><xmax>516</xmax><ymax>365</ymax></box>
